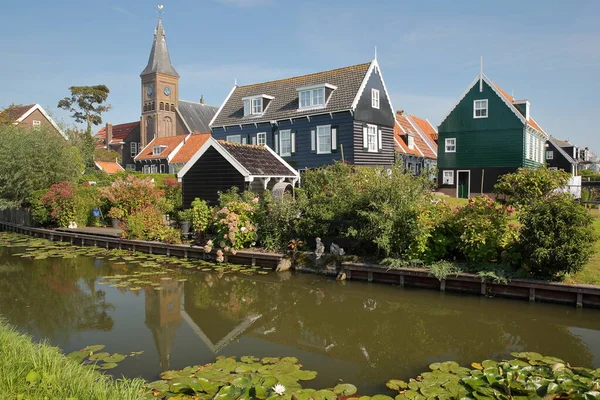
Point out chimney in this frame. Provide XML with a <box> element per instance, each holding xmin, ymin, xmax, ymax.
<box><xmin>106</xmin><ymin>123</ymin><xmax>113</xmax><ymax>147</ymax></box>
<box><xmin>200</xmin><ymin>95</ymin><xmax>204</xmax><ymax>104</ymax></box>
<box><xmin>396</xmin><ymin>110</ymin><xmax>404</xmax><ymax>117</ymax></box>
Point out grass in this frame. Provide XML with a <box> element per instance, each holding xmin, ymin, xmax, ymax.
<box><xmin>564</xmin><ymin>213</ymin><xmax>600</xmax><ymax>286</ymax></box>
<box><xmin>0</xmin><ymin>321</ymin><xmax>150</xmax><ymax>400</ymax></box>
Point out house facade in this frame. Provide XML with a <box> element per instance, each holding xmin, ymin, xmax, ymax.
<box><xmin>545</xmin><ymin>137</ymin><xmax>578</xmax><ymax>176</ymax></box>
<box><xmin>135</xmin><ymin>132</ymin><xmax>211</xmax><ymax>174</ymax></box>
<box><xmin>393</xmin><ymin>110</ymin><xmax>437</xmax><ymax>175</ymax></box>
<box><xmin>95</xmin><ymin>15</ymin><xmax>217</xmax><ymax>172</ymax></box>
<box><xmin>437</xmin><ymin>73</ymin><xmax>548</xmax><ymax>198</ymax></box>
<box><xmin>209</xmin><ymin>59</ymin><xmax>396</xmax><ymax>170</ymax></box>
<box><xmin>0</xmin><ymin>104</ymin><xmax>67</xmax><ymax>139</ymax></box>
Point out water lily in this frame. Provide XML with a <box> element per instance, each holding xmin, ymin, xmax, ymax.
<box><xmin>272</xmin><ymin>384</ymin><xmax>286</xmax><ymax>395</ymax></box>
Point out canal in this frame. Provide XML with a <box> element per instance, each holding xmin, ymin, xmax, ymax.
<box><xmin>1</xmin><ymin>235</ymin><xmax>600</xmax><ymax>394</ymax></box>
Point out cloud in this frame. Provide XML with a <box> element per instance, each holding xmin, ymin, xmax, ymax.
<box><xmin>216</xmin><ymin>0</ymin><xmax>271</xmax><ymax>7</ymax></box>
<box><xmin>112</xmin><ymin>6</ymin><xmax>135</xmax><ymax>17</ymax></box>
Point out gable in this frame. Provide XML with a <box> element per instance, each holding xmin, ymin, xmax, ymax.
<box><xmin>353</xmin><ymin>64</ymin><xmax>395</xmax><ymax>127</ymax></box>
<box><xmin>439</xmin><ymin>80</ymin><xmax>523</xmax><ymax>134</ymax></box>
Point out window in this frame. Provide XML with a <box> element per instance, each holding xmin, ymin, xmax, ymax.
<box><xmin>445</xmin><ymin>138</ymin><xmax>456</xmax><ymax>153</ymax></box>
<box><xmin>152</xmin><ymin>146</ymin><xmax>161</xmax><ymax>155</ymax></box>
<box><xmin>528</xmin><ymin>134</ymin><xmax>534</xmax><ymax>160</ymax></box>
<box><xmin>252</xmin><ymin>97</ymin><xmax>263</xmax><ymax>114</ymax></box>
<box><xmin>299</xmin><ymin>88</ymin><xmax>325</xmax><ymax>108</ymax></box>
<box><xmin>317</xmin><ymin>125</ymin><xmax>331</xmax><ymax>154</ymax></box>
<box><xmin>257</xmin><ymin>132</ymin><xmax>266</xmax><ymax>146</ymax></box>
<box><xmin>474</xmin><ymin>99</ymin><xmax>488</xmax><ymax>118</ymax></box>
<box><xmin>546</xmin><ymin>150</ymin><xmax>554</xmax><ymax>160</ymax></box>
<box><xmin>442</xmin><ymin>170</ymin><xmax>454</xmax><ymax>185</ymax></box>
<box><xmin>150</xmin><ymin>164</ymin><xmax>157</xmax><ymax>173</ymax></box>
<box><xmin>32</xmin><ymin>120</ymin><xmax>41</xmax><ymax>127</ymax></box>
<box><xmin>130</xmin><ymin>142</ymin><xmax>138</xmax><ymax>157</ymax></box>
<box><xmin>226</xmin><ymin>135</ymin><xmax>241</xmax><ymax>143</ymax></box>
<box><xmin>159</xmin><ymin>164</ymin><xmax>165</xmax><ymax>173</ymax></box>
<box><xmin>371</xmin><ymin>89</ymin><xmax>380</xmax><ymax>109</ymax></box>
<box><xmin>407</xmin><ymin>135</ymin><xmax>415</xmax><ymax>150</ymax></box>
<box><xmin>367</xmin><ymin>124</ymin><xmax>378</xmax><ymax>152</ymax></box>
<box><xmin>280</xmin><ymin>130</ymin><xmax>292</xmax><ymax>157</ymax></box>
<box><xmin>548</xmin><ymin>167</ymin><xmax>558</xmax><ymax>171</ymax></box>
<box><xmin>126</xmin><ymin>164</ymin><xmax>136</xmax><ymax>171</ymax></box>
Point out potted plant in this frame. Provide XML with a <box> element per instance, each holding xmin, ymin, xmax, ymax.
<box><xmin>178</xmin><ymin>209</ymin><xmax>192</xmax><ymax>235</ymax></box>
<box><xmin>107</xmin><ymin>207</ymin><xmax>125</xmax><ymax>229</ymax></box>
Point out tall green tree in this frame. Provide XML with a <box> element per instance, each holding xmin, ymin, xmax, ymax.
<box><xmin>57</xmin><ymin>85</ymin><xmax>111</xmax><ymax>136</ymax></box>
<box><xmin>0</xmin><ymin>124</ymin><xmax>84</xmax><ymax>207</ymax></box>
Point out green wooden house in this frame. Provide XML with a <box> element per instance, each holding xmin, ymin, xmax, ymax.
<box><xmin>437</xmin><ymin>73</ymin><xmax>548</xmax><ymax>198</ymax></box>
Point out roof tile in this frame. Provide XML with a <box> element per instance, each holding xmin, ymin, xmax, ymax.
<box><xmin>0</xmin><ymin>104</ymin><xmax>35</xmax><ymax>123</ymax></box>
<box><xmin>136</xmin><ymin>135</ymin><xmax>187</xmax><ymax>161</ymax></box>
<box><xmin>95</xmin><ymin>121</ymin><xmax>140</xmax><ymax>147</ymax></box>
<box><xmin>171</xmin><ymin>133</ymin><xmax>211</xmax><ymax>164</ymax></box>
<box><xmin>95</xmin><ymin>161</ymin><xmax>125</xmax><ymax>175</ymax></box>
<box><xmin>218</xmin><ymin>141</ymin><xmax>295</xmax><ymax>176</ymax></box>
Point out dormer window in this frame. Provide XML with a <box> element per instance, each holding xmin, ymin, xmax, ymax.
<box><xmin>242</xmin><ymin>95</ymin><xmax>274</xmax><ymax>117</ymax></box>
<box><xmin>297</xmin><ymin>83</ymin><xmax>337</xmax><ymax>110</ymax></box>
<box><xmin>152</xmin><ymin>145</ymin><xmax>166</xmax><ymax>156</ymax></box>
<box><xmin>407</xmin><ymin>135</ymin><xmax>415</xmax><ymax>149</ymax></box>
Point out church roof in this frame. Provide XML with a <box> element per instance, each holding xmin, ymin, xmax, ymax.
<box><xmin>140</xmin><ymin>17</ymin><xmax>179</xmax><ymax>78</ymax></box>
<box><xmin>178</xmin><ymin>100</ymin><xmax>218</xmax><ymax>133</ymax></box>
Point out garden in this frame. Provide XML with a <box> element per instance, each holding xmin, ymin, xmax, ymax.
<box><xmin>25</xmin><ymin>161</ymin><xmax>598</xmax><ymax>284</ymax></box>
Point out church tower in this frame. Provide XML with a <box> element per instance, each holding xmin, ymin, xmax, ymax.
<box><xmin>140</xmin><ymin>13</ymin><xmax>180</xmax><ymax>149</ymax></box>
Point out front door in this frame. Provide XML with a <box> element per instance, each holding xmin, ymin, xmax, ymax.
<box><xmin>457</xmin><ymin>171</ymin><xmax>470</xmax><ymax>199</ymax></box>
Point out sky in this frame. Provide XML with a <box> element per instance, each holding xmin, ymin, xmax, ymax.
<box><xmin>1</xmin><ymin>0</ymin><xmax>599</xmax><ymax>152</ymax></box>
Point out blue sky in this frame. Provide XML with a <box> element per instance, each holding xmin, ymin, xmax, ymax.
<box><xmin>1</xmin><ymin>0</ymin><xmax>599</xmax><ymax>152</ymax></box>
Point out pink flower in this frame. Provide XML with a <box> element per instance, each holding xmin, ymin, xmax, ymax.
<box><xmin>252</xmin><ymin>198</ymin><xmax>259</xmax><ymax>204</ymax></box>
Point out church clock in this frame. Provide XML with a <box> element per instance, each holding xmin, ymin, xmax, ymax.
<box><xmin>146</xmin><ymin>86</ymin><xmax>153</xmax><ymax>97</ymax></box>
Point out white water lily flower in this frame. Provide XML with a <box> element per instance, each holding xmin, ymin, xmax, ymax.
<box><xmin>272</xmin><ymin>384</ymin><xmax>286</xmax><ymax>395</ymax></box>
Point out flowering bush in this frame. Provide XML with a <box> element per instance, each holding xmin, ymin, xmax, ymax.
<box><xmin>163</xmin><ymin>177</ymin><xmax>182</xmax><ymax>219</ymax></box>
<box><xmin>125</xmin><ymin>206</ymin><xmax>181</xmax><ymax>244</ymax></box>
<box><xmin>40</xmin><ymin>182</ymin><xmax>78</xmax><ymax>227</ymax></box>
<box><xmin>406</xmin><ymin>200</ymin><xmax>458</xmax><ymax>262</ymax></box>
<box><xmin>100</xmin><ymin>175</ymin><xmax>168</xmax><ymax>220</ymax></box>
<box><xmin>190</xmin><ymin>198</ymin><xmax>213</xmax><ymax>236</ymax></box>
<box><xmin>214</xmin><ymin>190</ymin><xmax>258</xmax><ymax>250</ymax></box>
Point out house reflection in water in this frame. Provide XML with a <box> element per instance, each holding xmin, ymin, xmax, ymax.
<box><xmin>144</xmin><ymin>280</ymin><xmax>183</xmax><ymax>371</ymax></box>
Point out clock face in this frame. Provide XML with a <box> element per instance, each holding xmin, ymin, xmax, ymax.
<box><xmin>164</xmin><ymin>87</ymin><xmax>171</xmax><ymax>96</ymax></box>
<box><xmin>146</xmin><ymin>86</ymin><xmax>153</xmax><ymax>96</ymax></box>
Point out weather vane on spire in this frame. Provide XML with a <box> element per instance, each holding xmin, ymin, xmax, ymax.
<box><xmin>158</xmin><ymin>4</ymin><xmax>164</xmax><ymax>17</ymax></box>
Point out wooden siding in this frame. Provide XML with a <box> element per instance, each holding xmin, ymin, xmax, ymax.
<box><xmin>437</xmin><ymin>167</ymin><xmax>519</xmax><ymax>197</ymax></box>
<box><xmin>122</xmin><ymin>125</ymin><xmax>141</xmax><ymax>168</ymax></box>
<box><xmin>545</xmin><ymin>141</ymin><xmax>574</xmax><ymax>173</ymax></box>
<box><xmin>438</xmin><ymin>80</ymin><xmax>525</xmax><ymax>170</ymax></box>
<box><xmin>352</xmin><ymin>121</ymin><xmax>395</xmax><ymax>166</ymax></box>
<box><xmin>211</xmin><ymin>112</ymin><xmax>355</xmax><ymax>170</ymax></box>
<box><xmin>181</xmin><ymin>146</ymin><xmax>246</xmax><ymax>207</ymax></box>
<box><xmin>353</xmin><ymin>67</ymin><xmax>395</xmax><ymax>127</ymax></box>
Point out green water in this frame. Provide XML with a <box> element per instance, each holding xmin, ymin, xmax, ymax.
<box><xmin>1</xmin><ymin>243</ymin><xmax>599</xmax><ymax>394</ymax></box>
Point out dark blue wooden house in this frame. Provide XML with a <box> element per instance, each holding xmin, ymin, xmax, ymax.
<box><xmin>209</xmin><ymin>59</ymin><xmax>396</xmax><ymax>170</ymax></box>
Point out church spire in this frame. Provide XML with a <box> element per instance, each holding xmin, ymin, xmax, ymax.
<box><xmin>140</xmin><ymin>11</ymin><xmax>179</xmax><ymax>77</ymax></box>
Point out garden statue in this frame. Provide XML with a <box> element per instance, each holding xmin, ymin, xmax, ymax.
<box><xmin>314</xmin><ymin>237</ymin><xmax>325</xmax><ymax>259</ymax></box>
<box><xmin>330</xmin><ymin>242</ymin><xmax>345</xmax><ymax>256</ymax></box>
<box><xmin>68</xmin><ymin>221</ymin><xmax>78</xmax><ymax>229</ymax></box>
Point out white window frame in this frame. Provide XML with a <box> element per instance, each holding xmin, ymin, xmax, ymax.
<box><xmin>150</xmin><ymin>164</ymin><xmax>157</xmax><ymax>173</ymax></box>
<box><xmin>316</xmin><ymin>125</ymin><xmax>332</xmax><ymax>154</ymax></box>
<box><xmin>299</xmin><ymin>87</ymin><xmax>325</xmax><ymax>109</ymax></box>
<box><xmin>252</xmin><ymin>97</ymin><xmax>263</xmax><ymax>114</ymax></box>
<box><xmin>442</xmin><ymin>170</ymin><xmax>454</xmax><ymax>185</ymax></box>
<box><xmin>407</xmin><ymin>135</ymin><xmax>415</xmax><ymax>150</ymax></box>
<box><xmin>257</xmin><ymin>132</ymin><xmax>266</xmax><ymax>146</ymax></box>
<box><xmin>130</xmin><ymin>142</ymin><xmax>138</xmax><ymax>157</ymax></box>
<box><xmin>371</xmin><ymin>89</ymin><xmax>380</xmax><ymax>109</ymax></box>
<box><xmin>159</xmin><ymin>164</ymin><xmax>165</xmax><ymax>173</ymax></box>
<box><xmin>367</xmin><ymin>124</ymin><xmax>378</xmax><ymax>153</ymax></box>
<box><xmin>279</xmin><ymin>129</ymin><xmax>292</xmax><ymax>157</ymax></box>
<box><xmin>226</xmin><ymin>134</ymin><xmax>241</xmax><ymax>143</ymax></box>
<box><xmin>473</xmin><ymin>99</ymin><xmax>488</xmax><ymax>118</ymax></box>
<box><xmin>243</xmin><ymin>99</ymin><xmax>251</xmax><ymax>116</ymax></box>
<box><xmin>152</xmin><ymin>145</ymin><xmax>164</xmax><ymax>156</ymax></box>
<box><xmin>32</xmin><ymin>120</ymin><xmax>41</xmax><ymax>127</ymax></box>
<box><xmin>445</xmin><ymin>138</ymin><xmax>456</xmax><ymax>153</ymax></box>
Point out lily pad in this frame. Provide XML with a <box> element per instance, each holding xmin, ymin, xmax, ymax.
<box><xmin>333</xmin><ymin>383</ymin><xmax>357</xmax><ymax>396</ymax></box>
<box><xmin>99</xmin><ymin>362</ymin><xmax>118</xmax><ymax>370</ymax></box>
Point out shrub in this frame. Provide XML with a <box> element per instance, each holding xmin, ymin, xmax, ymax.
<box><xmin>519</xmin><ymin>193</ymin><xmax>596</xmax><ymax>278</ymax></box>
<box><xmin>124</xmin><ymin>206</ymin><xmax>181</xmax><ymax>244</ymax></box>
<box><xmin>100</xmin><ymin>175</ymin><xmax>167</xmax><ymax>220</ymax></box>
<box><xmin>405</xmin><ymin>200</ymin><xmax>458</xmax><ymax>262</ymax></box>
<box><xmin>214</xmin><ymin>189</ymin><xmax>258</xmax><ymax>250</ymax></box>
<box><xmin>190</xmin><ymin>198</ymin><xmax>213</xmax><ymax>235</ymax></box>
<box><xmin>452</xmin><ymin>195</ymin><xmax>517</xmax><ymax>264</ymax></box>
<box><xmin>40</xmin><ymin>182</ymin><xmax>78</xmax><ymax>227</ymax></box>
<box><xmin>255</xmin><ymin>190</ymin><xmax>304</xmax><ymax>251</ymax></box>
<box><xmin>494</xmin><ymin>167</ymin><xmax>570</xmax><ymax>206</ymax></box>
<box><xmin>163</xmin><ymin>177</ymin><xmax>182</xmax><ymax>219</ymax></box>
<box><xmin>29</xmin><ymin>189</ymin><xmax>51</xmax><ymax>226</ymax></box>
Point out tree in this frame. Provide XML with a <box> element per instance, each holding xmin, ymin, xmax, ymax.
<box><xmin>65</xmin><ymin>127</ymin><xmax>96</xmax><ymax>170</ymax></box>
<box><xmin>57</xmin><ymin>85</ymin><xmax>111</xmax><ymax>136</ymax></box>
<box><xmin>0</xmin><ymin>124</ymin><xmax>84</xmax><ymax>207</ymax></box>
<box><xmin>94</xmin><ymin>147</ymin><xmax>121</xmax><ymax>164</ymax></box>
<box><xmin>494</xmin><ymin>167</ymin><xmax>571</xmax><ymax>206</ymax></box>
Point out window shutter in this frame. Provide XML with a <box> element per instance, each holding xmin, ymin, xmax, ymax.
<box><xmin>251</xmin><ymin>136</ymin><xmax>257</xmax><ymax>145</ymax></box>
<box><xmin>242</xmin><ymin>136</ymin><xmax>248</xmax><ymax>145</ymax></box>
<box><xmin>274</xmin><ymin>133</ymin><xmax>279</xmax><ymax>154</ymax></box>
<box><xmin>311</xmin><ymin>129</ymin><xmax>316</xmax><ymax>153</ymax></box>
<box><xmin>362</xmin><ymin>124</ymin><xmax>368</xmax><ymax>151</ymax></box>
<box><xmin>378</xmin><ymin>129</ymin><xmax>383</xmax><ymax>151</ymax></box>
<box><xmin>291</xmin><ymin>130</ymin><xmax>296</xmax><ymax>155</ymax></box>
<box><xmin>331</xmin><ymin>126</ymin><xmax>338</xmax><ymax>153</ymax></box>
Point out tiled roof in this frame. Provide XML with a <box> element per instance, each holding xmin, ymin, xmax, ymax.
<box><xmin>394</xmin><ymin>116</ymin><xmax>421</xmax><ymax>157</ymax></box>
<box><xmin>95</xmin><ymin>121</ymin><xmax>140</xmax><ymax>147</ymax></box>
<box><xmin>95</xmin><ymin>161</ymin><xmax>125</xmax><ymax>175</ymax></box>
<box><xmin>491</xmin><ymin>81</ymin><xmax>547</xmax><ymax>136</ymax></box>
<box><xmin>178</xmin><ymin>101</ymin><xmax>218</xmax><ymax>133</ymax></box>
<box><xmin>218</xmin><ymin>141</ymin><xmax>296</xmax><ymax>176</ymax></box>
<box><xmin>552</xmin><ymin>138</ymin><xmax>573</xmax><ymax>148</ymax></box>
<box><xmin>410</xmin><ymin>115</ymin><xmax>438</xmax><ymax>143</ymax></box>
<box><xmin>171</xmin><ymin>133</ymin><xmax>211</xmax><ymax>164</ymax></box>
<box><xmin>136</xmin><ymin>135</ymin><xmax>187</xmax><ymax>161</ymax></box>
<box><xmin>394</xmin><ymin>112</ymin><xmax>437</xmax><ymax>159</ymax></box>
<box><xmin>0</xmin><ymin>104</ymin><xmax>34</xmax><ymax>122</ymax></box>
<box><xmin>549</xmin><ymin>136</ymin><xmax>576</xmax><ymax>164</ymax></box>
<box><xmin>211</xmin><ymin>62</ymin><xmax>372</xmax><ymax>127</ymax></box>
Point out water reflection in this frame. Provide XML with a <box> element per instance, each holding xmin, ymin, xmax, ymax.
<box><xmin>0</xmin><ymin>245</ymin><xmax>599</xmax><ymax>393</ymax></box>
